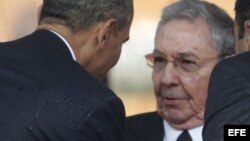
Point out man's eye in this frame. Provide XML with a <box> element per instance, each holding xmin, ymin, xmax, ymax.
<box><xmin>179</xmin><ymin>59</ymin><xmax>196</xmax><ymax>64</ymax></box>
<box><xmin>154</xmin><ymin>57</ymin><xmax>165</xmax><ymax>63</ymax></box>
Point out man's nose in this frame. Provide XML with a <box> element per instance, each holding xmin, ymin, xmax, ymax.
<box><xmin>160</xmin><ymin>62</ymin><xmax>179</xmax><ymax>87</ymax></box>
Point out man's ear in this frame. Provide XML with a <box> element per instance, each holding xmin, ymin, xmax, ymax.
<box><xmin>97</xmin><ymin>19</ymin><xmax>117</xmax><ymax>48</ymax></box>
<box><xmin>244</xmin><ymin>20</ymin><xmax>250</xmax><ymax>49</ymax></box>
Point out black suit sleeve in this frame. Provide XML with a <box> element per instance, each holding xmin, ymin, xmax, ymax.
<box><xmin>80</xmin><ymin>96</ymin><xmax>125</xmax><ymax>141</ymax></box>
<box><xmin>203</xmin><ymin>60</ymin><xmax>250</xmax><ymax>141</ymax></box>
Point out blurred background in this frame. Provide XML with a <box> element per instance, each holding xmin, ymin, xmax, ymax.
<box><xmin>0</xmin><ymin>0</ymin><xmax>235</xmax><ymax>116</ymax></box>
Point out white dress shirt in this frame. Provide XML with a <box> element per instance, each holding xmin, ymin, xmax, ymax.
<box><xmin>163</xmin><ymin>120</ymin><xmax>203</xmax><ymax>141</ymax></box>
<box><xmin>49</xmin><ymin>30</ymin><xmax>76</xmax><ymax>61</ymax></box>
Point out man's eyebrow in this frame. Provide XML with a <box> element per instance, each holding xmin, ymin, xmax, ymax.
<box><xmin>153</xmin><ymin>49</ymin><xmax>199</xmax><ymax>58</ymax></box>
<box><xmin>177</xmin><ymin>52</ymin><xmax>199</xmax><ymax>59</ymax></box>
<box><xmin>153</xmin><ymin>49</ymin><xmax>164</xmax><ymax>55</ymax></box>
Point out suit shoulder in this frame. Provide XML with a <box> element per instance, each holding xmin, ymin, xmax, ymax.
<box><xmin>215</xmin><ymin>52</ymin><xmax>250</xmax><ymax>77</ymax></box>
<box><xmin>220</xmin><ymin>51</ymin><xmax>250</xmax><ymax>66</ymax></box>
<box><xmin>126</xmin><ymin>111</ymin><xmax>160</xmax><ymax>125</ymax></box>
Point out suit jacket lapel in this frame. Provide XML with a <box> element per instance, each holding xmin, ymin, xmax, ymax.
<box><xmin>147</xmin><ymin>112</ymin><xmax>164</xmax><ymax>141</ymax></box>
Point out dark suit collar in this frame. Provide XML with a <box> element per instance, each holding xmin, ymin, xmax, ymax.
<box><xmin>31</xmin><ymin>29</ymin><xmax>74</xmax><ymax>60</ymax></box>
<box><xmin>147</xmin><ymin>112</ymin><xmax>164</xmax><ymax>141</ymax></box>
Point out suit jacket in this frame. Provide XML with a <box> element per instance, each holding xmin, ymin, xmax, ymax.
<box><xmin>0</xmin><ymin>30</ymin><xmax>125</xmax><ymax>141</ymax></box>
<box><xmin>123</xmin><ymin>112</ymin><xmax>164</xmax><ymax>141</ymax></box>
<box><xmin>203</xmin><ymin>51</ymin><xmax>250</xmax><ymax>141</ymax></box>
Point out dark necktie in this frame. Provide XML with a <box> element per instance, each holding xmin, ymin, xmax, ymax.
<box><xmin>176</xmin><ymin>130</ymin><xmax>192</xmax><ymax>141</ymax></box>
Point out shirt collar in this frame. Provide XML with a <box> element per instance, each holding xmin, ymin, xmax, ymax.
<box><xmin>49</xmin><ymin>30</ymin><xmax>76</xmax><ymax>61</ymax></box>
<box><xmin>163</xmin><ymin>120</ymin><xmax>203</xmax><ymax>141</ymax></box>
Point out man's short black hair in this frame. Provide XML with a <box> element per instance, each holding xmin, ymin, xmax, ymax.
<box><xmin>39</xmin><ymin>0</ymin><xmax>133</xmax><ymax>32</ymax></box>
<box><xmin>235</xmin><ymin>0</ymin><xmax>250</xmax><ymax>39</ymax></box>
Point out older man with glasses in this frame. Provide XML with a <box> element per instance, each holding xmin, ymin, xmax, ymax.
<box><xmin>123</xmin><ymin>0</ymin><xmax>234</xmax><ymax>141</ymax></box>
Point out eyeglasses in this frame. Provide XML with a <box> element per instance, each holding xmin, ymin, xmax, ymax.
<box><xmin>145</xmin><ymin>53</ymin><xmax>218</xmax><ymax>76</ymax></box>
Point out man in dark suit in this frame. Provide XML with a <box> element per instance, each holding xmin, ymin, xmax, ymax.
<box><xmin>123</xmin><ymin>0</ymin><xmax>234</xmax><ymax>141</ymax></box>
<box><xmin>203</xmin><ymin>0</ymin><xmax>250</xmax><ymax>140</ymax></box>
<box><xmin>0</xmin><ymin>0</ymin><xmax>133</xmax><ymax>140</ymax></box>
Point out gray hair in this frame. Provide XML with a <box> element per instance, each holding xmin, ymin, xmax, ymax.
<box><xmin>156</xmin><ymin>0</ymin><xmax>235</xmax><ymax>58</ymax></box>
<box><xmin>39</xmin><ymin>0</ymin><xmax>133</xmax><ymax>32</ymax></box>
